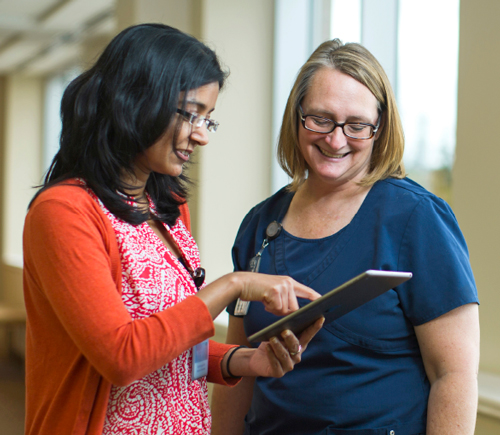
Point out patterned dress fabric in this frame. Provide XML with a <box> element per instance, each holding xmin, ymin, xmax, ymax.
<box><xmin>86</xmin><ymin>188</ymin><xmax>211</xmax><ymax>435</ymax></box>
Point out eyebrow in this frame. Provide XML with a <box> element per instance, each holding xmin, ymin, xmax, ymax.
<box><xmin>184</xmin><ymin>99</ymin><xmax>214</xmax><ymax>114</ymax></box>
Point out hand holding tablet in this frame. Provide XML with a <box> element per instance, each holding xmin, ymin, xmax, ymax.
<box><xmin>248</xmin><ymin>270</ymin><xmax>412</xmax><ymax>342</ymax></box>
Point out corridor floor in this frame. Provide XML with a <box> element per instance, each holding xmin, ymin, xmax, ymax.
<box><xmin>0</xmin><ymin>356</ymin><xmax>25</xmax><ymax>435</ymax></box>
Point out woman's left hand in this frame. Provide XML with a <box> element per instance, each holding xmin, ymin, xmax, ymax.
<box><xmin>225</xmin><ymin>317</ymin><xmax>324</xmax><ymax>378</ymax></box>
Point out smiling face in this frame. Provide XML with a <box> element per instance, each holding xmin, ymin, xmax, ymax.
<box><xmin>132</xmin><ymin>81</ymin><xmax>220</xmax><ymax>183</ymax></box>
<box><xmin>298</xmin><ymin>67</ymin><xmax>381</xmax><ymax>190</ymax></box>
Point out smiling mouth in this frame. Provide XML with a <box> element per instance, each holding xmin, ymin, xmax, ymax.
<box><xmin>317</xmin><ymin>146</ymin><xmax>349</xmax><ymax>159</ymax></box>
<box><xmin>176</xmin><ymin>149</ymin><xmax>191</xmax><ymax>162</ymax></box>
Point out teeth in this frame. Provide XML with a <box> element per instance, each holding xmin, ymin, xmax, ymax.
<box><xmin>319</xmin><ymin>147</ymin><xmax>346</xmax><ymax>158</ymax></box>
<box><xmin>179</xmin><ymin>150</ymin><xmax>189</xmax><ymax>157</ymax></box>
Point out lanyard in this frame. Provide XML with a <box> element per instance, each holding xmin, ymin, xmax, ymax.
<box><xmin>233</xmin><ymin>221</ymin><xmax>282</xmax><ymax>315</ymax></box>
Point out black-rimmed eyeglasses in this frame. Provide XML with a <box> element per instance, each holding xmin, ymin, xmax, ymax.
<box><xmin>176</xmin><ymin>108</ymin><xmax>219</xmax><ymax>133</ymax></box>
<box><xmin>299</xmin><ymin>105</ymin><xmax>380</xmax><ymax>140</ymax></box>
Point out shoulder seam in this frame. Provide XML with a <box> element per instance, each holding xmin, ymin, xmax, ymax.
<box><xmin>382</xmin><ymin>178</ymin><xmax>434</xmax><ymax>198</ymax></box>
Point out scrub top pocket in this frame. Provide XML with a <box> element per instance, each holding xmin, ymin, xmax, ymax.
<box><xmin>322</xmin><ymin>289</ymin><xmax>419</xmax><ymax>354</ymax></box>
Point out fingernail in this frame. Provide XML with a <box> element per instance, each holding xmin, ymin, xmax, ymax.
<box><xmin>282</xmin><ymin>330</ymin><xmax>292</xmax><ymax>338</ymax></box>
<box><xmin>271</xmin><ymin>337</ymin><xmax>279</xmax><ymax>344</ymax></box>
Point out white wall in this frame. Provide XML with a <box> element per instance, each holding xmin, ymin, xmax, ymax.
<box><xmin>2</xmin><ymin>76</ymin><xmax>43</xmax><ymax>271</ymax></box>
<box><xmin>196</xmin><ymin>0</ymin><xmax>274</xmax><ymax>283</ymax></box>
<box><xmin>453</xmin><ymin>0</ymin><xmax>500</xmax><ymax>431</ymax></box>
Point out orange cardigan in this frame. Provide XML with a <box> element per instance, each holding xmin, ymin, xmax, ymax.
<box><xmin>23</xmin><ymin>183</ymin><xmax>236</xmax><ymax>435</ymax></box>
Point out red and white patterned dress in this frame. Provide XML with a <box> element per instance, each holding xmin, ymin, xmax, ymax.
<box><xmin>87</xmin><ymin>188</ymin><xmax>211</xmax><ymax>435</ymax></box>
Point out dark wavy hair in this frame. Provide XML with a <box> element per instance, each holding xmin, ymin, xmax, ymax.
<box><xmin>34</xmin><ymin>23</ymin><xmax>227</xmax><ymax>226</ymax></box>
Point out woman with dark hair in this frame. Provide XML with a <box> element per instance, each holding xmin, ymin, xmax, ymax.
<box><xmin>212</xmin><ymin>39</ymin><xmax>479</xmax><ymax>435</ymax></box>
<box><xmin>22</xmin><ymin>24</ymin><xmax>323</xmax><ymax>435</ymax></box>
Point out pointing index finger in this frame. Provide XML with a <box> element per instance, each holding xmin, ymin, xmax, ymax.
<box><xmin>294</xmin><ymin>284</ymin><xmax>322</xmax><ymax>301</ymax></box>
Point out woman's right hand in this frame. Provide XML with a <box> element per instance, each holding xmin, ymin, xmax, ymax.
<box><xmin>195</xmin><ymin>272</ymin><xmax>321</xmax><ymax>319</ymax></box>
<box><xmin>235</xmin><ymin>272</ymin><xmax>321</xmax><ymax>316</ymax></box>
<box><xmin>229</xmin><ymin>317</ymin><xmax>325</xmax><ymax>378</ymax></box>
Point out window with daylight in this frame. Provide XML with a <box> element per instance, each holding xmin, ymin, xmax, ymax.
<box><xmin>396</xmin><ymin>0</ymin><xmax>459</xmax><ymax>204</ymax></box>
<box><xmin>43</xmin><ymin>68</ymin><xmax>80</xmax><ymax>175</ymax></box>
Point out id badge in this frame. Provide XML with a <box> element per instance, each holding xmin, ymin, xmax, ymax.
<box><xmin>191</xmin><ymin>339</ymin><xmax>209</xmax><ymax>380</ymax></box>
<box><xmin>233</xmin><ymin>254</ymin><xmax>259</xmax><ymax>315</ymax></box>
<box><xmin>234</xmin><ymin>221</ymin><xmax>283</xmax><ymax>316</ymax></box>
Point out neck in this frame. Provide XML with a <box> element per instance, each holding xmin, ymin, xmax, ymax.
<box><xmin>120</xmin><ymin>169</ymin><xmax>150</xmax><ymax>214</ymax></box>
<box><xmin>299</xmin><ymin>176</ymin><xmax>368</xmax><ymax>204</ymax></box>
<box><xmin>120</xmin><ymin>168</ymin><xmax>148</xmax><ymax>199</ymax></box>
<box><xmin>284</xmin><ymin>176</ymin><xmax>372</xmax><ymax>239</ymax></box>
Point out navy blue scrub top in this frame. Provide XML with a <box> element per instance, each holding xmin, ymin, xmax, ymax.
<box><xmin>227</xmin><ymin>178</ymin><xmax>478</xmax><ymax>435</ymax></box>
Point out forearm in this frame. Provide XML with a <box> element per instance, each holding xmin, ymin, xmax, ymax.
<box><xmin>211</xmin><ymin>378</ymin><xmax>255</xmax><ymax>435</ymax></box>
<box><xmin>220</xmin><ymin>340</ymin><xmax>288</xmax><ymax>378</ymax></box>
<box><xmin>426</xmin><ymin>372</ymin><xmax>478</xmax><ymax>434</ymax></box>
<box><xmin>195</xmin><ymin>273</ymin><xmax>241</xmax><ymax>319</ymax></box>
<box><xmin>415</xmin><ymin>304</ymin><xmax>480</xmax><ymax>435</ymax></box>
<box><xmin>196</xmin><ymin>271</ymin><xmax>321</xmax><ymax>320</ymax></box>
<box><xmin>220</xmin><ymin>346</ymin><xmax>254</xmax><ymax>377</ymax></box>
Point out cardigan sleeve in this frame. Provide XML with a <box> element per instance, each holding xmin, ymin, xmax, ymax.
<box><xmin>23</xmin><ymin>189</ymin><xmax>215</xmax><ymax>387</ymax></box>
<box><xmin>207</xmin><ymin>341</ymin><xmax>241</xmax><ymax>386</ymax></box>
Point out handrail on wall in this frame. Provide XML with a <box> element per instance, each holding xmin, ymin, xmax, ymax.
<box><xmin>478</xmin><ymin>371</ymin><xmax>500</xmax><ymax>420</ymax></box>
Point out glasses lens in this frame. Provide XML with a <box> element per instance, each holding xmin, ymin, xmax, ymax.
<box><xmin>192</xmin><ymin>116</ymin><xmax>204</xmax><ymax>128</ymax></box>
<box><xmin>302</xmin><ymin>111</ymin><xmax>375</xmax><ymax>139</ymax></box>
<box><xmin>207</xmin><ymin>120</ymin><xmax>218</xmax><ymax>132</ymax></box>
<box><xmin>304</xmin><ymin>116</ymin><xmax>334</xmax><ymax>133</ymax></box>
<box><xmin>344</xmin><ymin>124</ymin><xmax>373</xmax><ymax>139</ymax></box>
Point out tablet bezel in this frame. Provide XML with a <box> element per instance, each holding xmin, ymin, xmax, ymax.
<box><xmin>247</xmin><ymin>270</ymin><xmax>412</xmax><ymax>343</ymax></box>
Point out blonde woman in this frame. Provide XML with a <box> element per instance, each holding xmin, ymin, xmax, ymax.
<box><xmin>212</xmin><ymin>39</ymin><xmax>479</xmax><ymax>435</ymax></box>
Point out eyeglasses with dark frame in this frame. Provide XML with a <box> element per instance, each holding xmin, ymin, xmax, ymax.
<box><xmin>176</xmin><ymin>108</ymin><xmax>219</xmax><ymax>133</ymax></box>
<box><xmin>298</xmin><ymin>105</ymin><xmax>380</xmax><ymax>140</ymax></box>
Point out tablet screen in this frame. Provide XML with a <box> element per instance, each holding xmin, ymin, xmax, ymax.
<box><xmin>247</xmin><ymin>270</ymin><xmax>412</xmax><ymax>342</ymax></box>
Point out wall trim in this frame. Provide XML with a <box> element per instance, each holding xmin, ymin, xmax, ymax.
<box><xmin>478</xmin><ymin>371</ymin><xmax>500</xmax><ymax>420</ymax></box>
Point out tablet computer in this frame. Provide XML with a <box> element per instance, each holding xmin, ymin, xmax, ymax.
<box><xmin>247</xmin><ymin>269</ymin><xmax>412</xmax><ymax>342</ymax></box>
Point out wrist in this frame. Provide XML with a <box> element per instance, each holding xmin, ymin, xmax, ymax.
<box><xmin>194</xmin><ymin>273</ymin><xmax>245</xmax><ymax>319</ymax></box>
<box><xmin>222</xmin><ymin>345</ymin><xmax>250</xmax><ymax>378</ymax></box>
<box><xmin>225</xmin><ymin>272</ymin><xmax>247</xmax><ymax>300</ymax></box>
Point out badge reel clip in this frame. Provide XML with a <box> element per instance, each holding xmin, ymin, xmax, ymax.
<box><xmin>233</xmin><ymin>221</ymin><xmax>282</xmax><ymax>316</ymax></box>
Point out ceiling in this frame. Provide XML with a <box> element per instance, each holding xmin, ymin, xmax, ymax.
<box><xmin>0</xmin><ymin>0</ymin><xmax>116</xmax><ymax>76</ymax></box>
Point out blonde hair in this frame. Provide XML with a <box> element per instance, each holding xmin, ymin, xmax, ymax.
<box><xmin>278</xmin><ymin>39</ymin><xmax>405</xmax><ymax>191</ymax></box>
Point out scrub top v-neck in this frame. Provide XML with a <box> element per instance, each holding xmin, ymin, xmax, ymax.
<box><xmin>227</xmin><ymin>177</ymin><xmax>478</xmax><ymax>435</ymax></box>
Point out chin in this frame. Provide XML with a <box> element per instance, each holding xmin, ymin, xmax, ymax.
<box><xmin>177</xmin><ymin>164</ymin><xmax>186</xmax><ymax>176</ymax></box>
<box><xmin>159</xmin><ymin>164</ymin><xmax>184</xmax><ymax>177</ymax></box>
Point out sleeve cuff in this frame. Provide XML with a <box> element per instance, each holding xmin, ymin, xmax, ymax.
<box><xmin>207</xmin><ymin>340</ymin><xmax>242</xmax><ymax>386</ymax></box>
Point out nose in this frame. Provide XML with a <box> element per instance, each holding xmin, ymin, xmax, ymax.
<box><xmin>190</xmin><ymin>123</ymin><xmax>210</xmax><ymax>146</ymax></box>
<box><xmin>324</xmin><ymin>125</ymin><xmax>347</xmax><ymax>149</ymax></box>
